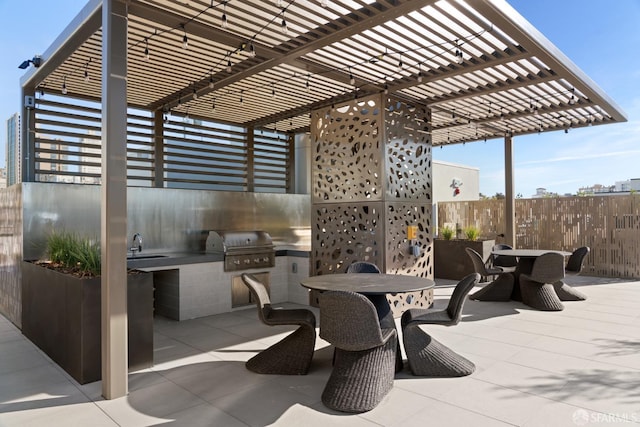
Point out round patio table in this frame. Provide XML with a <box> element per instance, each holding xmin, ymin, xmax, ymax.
<box><xmin>302</xmin><ymin>273</ymin><xmax>435</xmax><ymax>371</ymax></box>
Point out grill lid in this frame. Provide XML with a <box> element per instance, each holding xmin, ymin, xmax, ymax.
<box><xmin>205</xmin><ymin>230</ymin><xmax>274</xmax><ymax>254</ymax></box>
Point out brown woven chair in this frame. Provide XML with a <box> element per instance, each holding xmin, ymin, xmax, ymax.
<box><xmin>491</xmin><ymin>244</ymin><xmax>518</xmax><ymax>270</ymax></box>
<box><xmin>400</xmin><ymin>273</ymin><xmax>478</xmax><ymax>377</ymax></box>
<box><xmin>346</xmin><ymin>261</ymin><xmax>381</xmax><ymax>273</ymax></box>
<box><xmin>319</xmin><ymin>290</ymin><xmax>397</xmax><ymax>413</ymax></box>
<box><xmin>466</xmin><ymin>247</ymin><xmax>514</xmax><ymax>301</ymax></box>
<box><xmin>553</xmin><ymin>247</ymin><xmax>589</xmax><ymax>301</ymax></box>
<box><xmin>241</xmin><ymin>273</ymin><xmax>316</xmax><ymax>375</ymax></box>
<box><xmin>519</xmin><ymin>253</ymin><xmax>565</xmax><ymax>311</ymax></box>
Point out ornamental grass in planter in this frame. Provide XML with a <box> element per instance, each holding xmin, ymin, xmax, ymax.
<box><xmin>22</xmin><ymin>231</ymin><xmax>153</xmax><ymax>384</ymax></box>
<box><xmin>434</xmin><ymin>226</ymin><xmax>494</xmax><ymax>280</ymax></box>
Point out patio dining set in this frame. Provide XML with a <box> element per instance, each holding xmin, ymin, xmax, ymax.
<box><xmin>236</xmin><ymin>246</ymin><xmax>589</xmax><ymax>414</ymax></box>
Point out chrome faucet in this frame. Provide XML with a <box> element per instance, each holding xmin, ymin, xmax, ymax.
<box><xmin>130</xmin><ymin>233</ymin><xmax>143</xmax><ymax>255</ymax></box>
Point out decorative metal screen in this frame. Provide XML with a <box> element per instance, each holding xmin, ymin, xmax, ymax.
<box><xmin>311</xmin><ymin>93</ymin><xmax>434</xmax><ymax>314</ymax></box>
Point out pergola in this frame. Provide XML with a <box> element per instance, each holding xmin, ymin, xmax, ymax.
<box><xmin>19</xmin><ymin>0</ymin><xmax>626</xmax><ymax>399</ymax></box>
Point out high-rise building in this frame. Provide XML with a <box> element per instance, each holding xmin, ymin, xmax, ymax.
<box><xmin>6</xmin><ymin>113</ymin><xmax>21</xmax><ymax>186</ymax></box>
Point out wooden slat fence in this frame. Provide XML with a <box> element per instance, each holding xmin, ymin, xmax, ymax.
<box><xmin>438</xmin><ymin>195</ymin><xmax>640</xmax><ymax>279</ymax></box>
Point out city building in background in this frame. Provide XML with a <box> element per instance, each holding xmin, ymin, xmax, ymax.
<box><xmin>5</xmin><ymin>113</ymin><xmax>21</xmax><ymax>186</ymax></box>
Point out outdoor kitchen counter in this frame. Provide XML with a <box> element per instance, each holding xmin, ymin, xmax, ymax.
<box><xmin>126</xmin><ymin>252</ymin><xmax>223</xmax><ymax>270</ymax></box>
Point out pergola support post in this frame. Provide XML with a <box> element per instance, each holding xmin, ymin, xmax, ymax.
<box><xmin>504</xmin><ymin>135</ymin><xmax>516</xmax><ymax>247</ymax></box>
<box><xmin>101</xmin><ymin>0</ymin><xmax>129</xmax><ymax>400</ymax></box>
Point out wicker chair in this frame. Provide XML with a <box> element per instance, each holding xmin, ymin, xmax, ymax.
<box><xmin>519</xmin><ymin>253</ymin><xmax>566</xmax><ymax>311</ymax></box>
<box><xmin>346</xmin><ymin>261</ymin><xmax>381</xmax><ymax>274</ymax></box>
<box><xmin>491</xmin><ymin>244</ymin><xmax>518</xmax><ymax>271</ymax></box>
<box><xmin>400</xmin><ymin>273</ymin><xmax>479</xmax><ymax>377</ymax></box>
<box><xmin>466</xmin><ymin>247</ymin><xmax>515</xmax><ymax>301</ymax></box>
<box><xmin>241</xmin><ymin>273</ymin><xmax>316</xmax><ymax>375</ymax></box>
<box><xmin>319</xmin><ymin>290</ymin><xmax>397</xmax><ymax>413</ymax></box>
<box><xmin>553</xmin><ymin>246</ymin><xmax>589</xmax><ymax>301</ymax></box>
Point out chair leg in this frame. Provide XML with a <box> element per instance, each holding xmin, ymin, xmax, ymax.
<box><xmin>402</xmin><ymin>324</ymin><xmax>475</xmax><ymax>377</ymax></box>
<box><xmin>469</xmin><ymin>273</ymin><xmax>514</xmax><ymax>301</ymax></box>
<box><xmin>553</xmin><ymin>280</ymin><xmax>587</xmax><ymax>301</ymax></box>
<box><xmin>520</xmin><ymin>278</ymin><xmax>564</xmax><ymax>311</ymax></box>
<box><xmin>321</xmin><ymin>332</ymin><xmax>397</xmax><ymax>413</ymax></box>
<box><xmin>246</xmin><ymin>325</ymin><xmax>316</xmax><ymax>375</ymax></box>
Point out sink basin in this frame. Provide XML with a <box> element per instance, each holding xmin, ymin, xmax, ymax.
<box><xmin>127</xmin><ymin>255</ymin><xmax>168</xmax><ymax>260</ymax></box>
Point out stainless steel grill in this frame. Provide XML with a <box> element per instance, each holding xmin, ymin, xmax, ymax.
<box><xmin>205</xmin><ymin>230</ymin><xmax>275</xmax><ymax>272</ymax></box>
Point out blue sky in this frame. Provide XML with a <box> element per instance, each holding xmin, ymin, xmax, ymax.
<box><xmin>1</xmin><ymin>0</ymin><xmax>639</xmax><ymax>197</ymax></box>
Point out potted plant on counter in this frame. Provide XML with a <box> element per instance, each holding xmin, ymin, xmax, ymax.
<box><xmin>434</xmin><ymin>224</ymin><xmax>495</xmax><ymax>280</ymax></box>
<box><xmin>22</xmin><ymin>231</ymin><xmax>154</xmax><ymax>384</ymax></box>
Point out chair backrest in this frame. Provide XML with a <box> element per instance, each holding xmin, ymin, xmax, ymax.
<box><xmin>465</xmin><ymin>247</ymin><xmax>490</xmax><ymax>276</ymax></box>
<box><xmin>491</xmin><ymin>244</ymin><xmax>518</xmax><ymax>268</ymax></box>
<box><xmin>241</xmin><ymin>273</ymin><xmax>272</xmax><ymax>323</ymax></box>
<box><xmin>346</xmin><ymin>261</ymin><xmax>381</xmax><ymax>274</ymax></box>
<box><xmin>566</xmin><ymin>246</ymin><xmax>590</xmax><ymax>273</ymax></box>
<box><xmin>529</xmin><ymin>253</ymin><xmax>565</xmax><ymax>283</ymax></box>
<box><xmin>319</xmin><ymin>291</ymin><xmax>385</xmax><ymax>351</ymax></box>
<box><xmin>446</xmin><ymin>273</ymin><xmax>480</xmax><ymax>322</ymax></box>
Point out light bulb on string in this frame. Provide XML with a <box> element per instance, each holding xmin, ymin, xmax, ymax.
<box><xmin>182</xmin><ymin>25</ymin><xmax>188</xmax><ymax>49</ymax></box>
<box><xmin>144</xmin><ymin>38</ymin><xmax>150</xmax><ymax>61</ymax></box>
<box><xmin>276</xmin><ymin>0</ymin><xmax>283</xmax><ymax>6</ymax></box>
<box><xmin>192</xmin><ymin>85</ymin><xmax>198</xmax><ymax>100</ymax></box>
<box><xmin>240</xmin><ymin>90</ymin><xmax>244</xmax><ymax>105</ymax></box>
<box><xmin>384</xmin><ymin>82</ymin><xmax>389</xmax><ymax>95</ymax></box>
<box><xmin>226</xmin><ymin>53</ymin><xmax>232</xmax><ymax>72</ymax></box>
<box><xmin>306</xmin><ymin>74</ymin><xmax>310</xmax><ymax>92</ymax></box>
<box><xmin>249</xmin><ymin>41</ymin><xmax>256</xmax><ymax>57</ymax></box>
<box><xmin>271</xmin><ymin>83</ymin><xmax>276</xmax><ymax>99</ymax></box>
<box><xmin>212</xmin><ymin>97</ymin><xmax>216</xmax><ymax>112</ymax></box>
<box><xmin>349</xmin><ymin>66</ymin><xmax>355</xmax><ymax>86</ymax></box>
<box><xmin>397</xmin><ymin>55</ymin><xmax>403</xmax><ymax>73</ymax></box>
<box><xmin>320</xmin><ymin>0</ymin><xmax>329</xmax><ymax>6</ymax></box>
<box><xmin>417</xmin><ymin>64</ymin><xmax>423</xmax><ymax>83</ymax></box>
<box><xmin>209</xmin><ymin>74</ymin><xmax>214</xmax><ymax>89</ymax></box>
<box><xmin>62</xmin><ymin>77</ymin><xmax>67</xmax><ymax>95</ymax></box>
<box><xmin>84</xmin><ymin>58</ymin><xmax>91</xmax><ymax>82</ymax></box>
<box><xmin>568</xmin><ymin>88</ymin><xmax>576</xmax><ymax>105</ymax></box>
<box><xmin>221</xmin><ymin>2</ymin><xmax>228</xmax><ymax>29</ymax></box>
<box><xmin>281</xmin><ymin>9</ymin><xmax>288</xmax><ymax>34</ymax></box>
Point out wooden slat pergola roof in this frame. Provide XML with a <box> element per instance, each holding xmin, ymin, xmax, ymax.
<box><xmin>21</xmin><ymin>0</ymin><xmax>627</xmax><ymax>143</ymax></box>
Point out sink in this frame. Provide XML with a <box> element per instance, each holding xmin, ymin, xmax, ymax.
<box><xmin>127</xmin><ymin>255</ymin><xmax>168</xmax><ymax>260</ymax></box>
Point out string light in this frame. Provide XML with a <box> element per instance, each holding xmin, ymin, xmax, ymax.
<box><xmin>61</xmin><ymin>76</ymin><xmax>67</xmax><ymax>95</ymax></box>
<box><xmin>83</xmin><ymin>58</ymin><xmax>91</xmax><ymax>82</ymax></box>
<box><xmin>249</xmin><ymin>40</ymin><xmax>256</xmax><ymax>57</ymax></box>
<box><xmin>417</xmin><ymin>64</ymin><xmax>423</xmax><ymax>83</ymax></box>
<box><xmin>454</xmin><ymin>39</ymin><xmax>463</xmax><ymax>64</ymax></box>
<box><xmin>240</xmin><ymin>90</ymin><xmax>244</xmax><ymax>105</ymax></box>
<box><xmin>306</xmin><ymin>74</ymin><xmax>310</xmax><ymax>92</ymax></box>
<box><xmin>212</xmin><ymin>97</ymin><xmax>216</xmax><ymax>111</ymax></box>
<box><xmin>281</xmin><ymin>9</ymin><xmax>288</xmax><ymax>34</ymax></box>
<box><xmin>226</xmin><ymin>52</ymin><xmax>232</xmax><ymax>72</ymax></box>
<box><xmin>209</xmin><ymin>73</ymin><xmax>214</xmax><ymax>89</ymax></box>
<box><xmin>144</xmin><ymin>37</ymin><xmax>150</xmax><ymax>61</ymax></box>
<box><xmin>192</xmin><ymin>83</ymin><xmax>198</xmax><ymax>100</ymax></box>
<box><xmin>181</xmin><ymin>24</ymin><xmax>188</xmax><ymax>49</ymax></box>
<box><xmin>271</xmin><ymin>83</ymin><xmax>276</xmax><ymax>98</ymax></box>
<box><xmin>349</xmin><ymin>66</ymin><xmax>355</xmax><ymax>85</ymax></box>
<box><xmin>568</xmin><ymin>88</ymin><xmax>576</xmax><ymax>105</ymax></box>
<box><xmin>397</xmin><ymin>54</ymin><xmax>403</xmax><ymax>72</ymax></box>
<box><xmin>221</xmin><ymin>1</ymin><xmax>228</xmax><ymax>29</ymax></box>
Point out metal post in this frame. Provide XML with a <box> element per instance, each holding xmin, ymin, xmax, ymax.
<box><xmin>101</xmin><ymin>0</ymin><xmax>128</xmax><ymax>400</ymax></box>
<box><xmin>153</xmin><ymin>110</ymin><xmax>165</xmax><ymax>188</ymax></box>
<box><xmin>504</xmin><ymin>135</ymin><xmax>516</xmax><ymax>247</ymax></box>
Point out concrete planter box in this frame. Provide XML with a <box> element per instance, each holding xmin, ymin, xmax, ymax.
<box><xmin>21</xmin><ymin>261</ymin><xmax>154</xmax><ymax>384</ymax></box>
<box><xmin>434</xmin><ymin>239</ymin><xmax>495</xmax><ymax>280</ymax></box>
